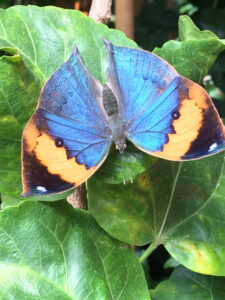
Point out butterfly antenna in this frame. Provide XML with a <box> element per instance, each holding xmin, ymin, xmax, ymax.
<box><xmin>120</xmin><ymin>151</ymin><xmax>133</xmax><ymax>184</ymax></box>
<box><xmin>120</xmin><ymin>151</ymin><xmax>126</xmax><ymax>185</ymax></box>
<box><xmin>125</xmin><ymin>153</ymin><xmax>133</xmax><ymax>184</ymax></box>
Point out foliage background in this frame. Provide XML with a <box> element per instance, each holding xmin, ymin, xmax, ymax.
<box><xmin>1</xmin><ymin>0</ymin><xmax>225</xmax><ymax>299</ymax></box>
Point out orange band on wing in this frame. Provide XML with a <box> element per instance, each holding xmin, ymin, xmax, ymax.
<box><xmin>23</xmin><ymin>120</ymin><xmax>40</xmax><ymax>152</ymax></box>
<box><xmin>188</xmin><ymin>83</ymin><xmax>208</xmax><ymax>109</ymax></box>
<box><xmin>34</xmin><ymin>133</ymin><xmax>96</xmax><ymax>184</ymax></box>
<box><xmin>154</xmin><ymin>97</ymin><xmax>204</xmax><ymax>160</ymax></box>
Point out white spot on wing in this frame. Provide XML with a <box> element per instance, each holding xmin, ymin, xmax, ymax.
<box><xmin>209</xmin><ymin>143</ymin><xmax>217</xmax><ymax>152</ymax></box>
<box><xmin>36</xmin><ymin>186</ymin><xmax>47</xmax><ymax>193</ymax></box>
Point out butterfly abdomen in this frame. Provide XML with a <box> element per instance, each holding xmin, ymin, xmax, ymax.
<box><xmin>102</xmin><ymin>83</ymin><xmax>119</xmax><ymax>116</ymax></box>
<box><xmin>102</xmin><ymin>84</ymin><xmax>126</xmax><ymax>153</ymax></box>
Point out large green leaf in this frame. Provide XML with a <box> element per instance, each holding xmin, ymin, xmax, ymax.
<box><xmin>150</xmin><ymin>266</ymin><xmax>225</xmax><ymax>300</ymax></box>
<box><xmin>0</xmin><ymin>5</ymin><xmax>136</xmax><ymax>201</ymax></box>
<box><xmin>89</xmin><ymin>153</ymin><xmax>225</xmax><ymax>275</ymax></box>
<box><xmin>0</xmin><ymin>200</ymin><xmax>150</xmax><ymax>299</ymax></box>
<box><xmin>154</xmin><ymin>15</ymin><xmax>225</xmax><ymax>83</ymax></box>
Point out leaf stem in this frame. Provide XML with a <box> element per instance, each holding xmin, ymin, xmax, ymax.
<box><xmin>139</xmin><ymin>240</ymin><xmax>158</xmax><ymax>263</ymax></box>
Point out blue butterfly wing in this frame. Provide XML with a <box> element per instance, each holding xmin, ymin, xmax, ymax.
<box><xmin>22</xmin><ymin>47</ymin><xmax>111</xmax><ymax>197</ymax></box>
<box><xmin>105</xmin><ymin>41</ymin><xmax>225</xmax><ymax>160</ymax></box>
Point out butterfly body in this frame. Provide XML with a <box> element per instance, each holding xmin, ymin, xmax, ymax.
<box><xmin>21</xmin><ymin>40</ymin><xmax>225</xmax><ymax>197</ymax></box>
<box><xmin>102</xmin><ymin>84</ymin><xmax>127</xmax><ymax>153</ymax></box>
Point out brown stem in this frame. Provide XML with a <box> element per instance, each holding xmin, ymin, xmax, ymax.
<box><xmin>89</xmin><ymin>0</ymin><xmax>113</xmax><ymax>24</ymax></box>
<box><xmin>67</xmin><ymin>184</ymin><xmax>88</xmax><ymax>210</ymax></box>
<box><xmin>115</xmin><ymin>0</ymin><xmax>134</xmax><ymax>39</ymax></box>
<box><xmin>67</xmin><ymin>0</ymin><xmax>113</xmax><ymax>209</ymax></box>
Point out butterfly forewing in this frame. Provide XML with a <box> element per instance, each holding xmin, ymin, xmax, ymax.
<box><xmin>22</xmin><ymin>47</ymin><xmax>111</xmax><ymax>197</ymax></box>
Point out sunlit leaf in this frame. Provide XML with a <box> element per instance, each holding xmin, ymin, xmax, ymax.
<box><xmin>0</xmin><ymin>200</ymin><xmax>150</xmax><ymax>299</ymax></box>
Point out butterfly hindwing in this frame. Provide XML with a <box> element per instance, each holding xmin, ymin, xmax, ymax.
<box><xmin>153</xmin><ymin>77</ymin><xmax>225</xmax><ymax>160</ymax></box>
<box><xmin>105</xmin><ymin>41</ymin><xmax>225</xmax><ymax>160</ymax></box>
<box><xmin>22</xmin><ymin>48</ymin><xmax>111</xmax><ymax>197</ymax></box>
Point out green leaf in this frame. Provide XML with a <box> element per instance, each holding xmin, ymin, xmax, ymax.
<box><xmin>0</xmin><ymin>194</ymin><xmax>22</xmax><ymax>209</ymax></box>
<box><xmin>164</xmin><ymin>158</ymin><xmax>225</xmax><ymax>275</ymax></box>
<box><xmin>0</xmin><ymin>5</ymin><xmax>137</xmax><ymax>201</ymax></box>
<box><xmin>179</xmin><ymin>3</ymin><xmax>198</xmax><ymax>16</ymax></box>
<box><xmin>0</xmin><ymin>200</ymin><xmax>150</xmax><ymax>299</ymax></box>
<box><xmin>88</xmin><ymin>174</ymin><xmax>155</xmax><ymax>245</ymax></box>
<box><xmin>150</xmin><ymin>266</ymin><xmax>225</xmax><ymax>300</ymax></box>
<box><xmin>164</xmin><ymin>257</ymin><xmax>180</xmax><ymax>269</ymax></box>
<box><xmin>94</xmin><ymin>143</ymin><xmax>156</xmax><ymax>184</ymax></box>
<box><xmin>178</xmin><ymin>15</ymin><xmax>219</xmax><ymax>41</ymax></box>
<box><xmin>88</xmin><ymin>153</ymin><xmax>225</xmax><ymax>275</ymax></box>
<box><xmin>154</xmin><ymin>15</ymin><xmax>225</xmax><ymax>83</ymax></box>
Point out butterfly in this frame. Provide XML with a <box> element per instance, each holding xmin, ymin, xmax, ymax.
<box><xmin>21</xmin><ymin>39</ymin><xmax>225</xmax><ymax>197</ymax></box>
